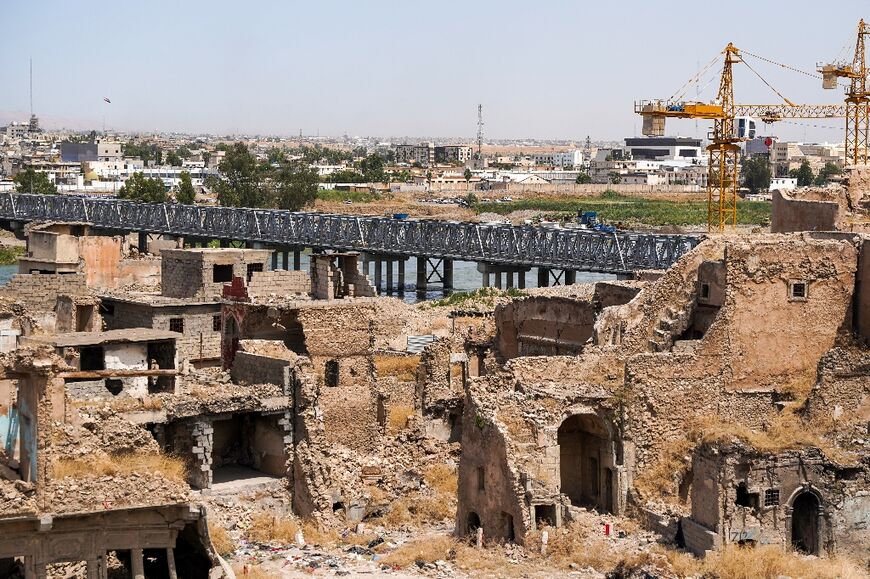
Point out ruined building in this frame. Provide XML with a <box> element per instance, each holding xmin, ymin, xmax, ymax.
<box><xmin>455</xmin><ymin>233</ymin><xmax>870</xmax><ymax>562</ymax></box>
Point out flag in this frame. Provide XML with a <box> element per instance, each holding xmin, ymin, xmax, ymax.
<box><xmin>103</xmin><ymin>97</ymin><xmax>112</xmax><ymax>104</ymax></box>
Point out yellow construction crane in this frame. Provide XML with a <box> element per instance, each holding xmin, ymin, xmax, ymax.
<box><xmin>637</xmin><ymin>44</ymin><xmax>845</xmax><ymax>231</ymax></box>
<box><xmin>819</xmin><ymin>19</ymin><xmax>869</xmax><ymax>166</ymax></box>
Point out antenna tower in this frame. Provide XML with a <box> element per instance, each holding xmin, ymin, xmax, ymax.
<box><xmin>476</xmin><ymin>104</ymin><xmax>484</xmax><ymax>159</ymax></box>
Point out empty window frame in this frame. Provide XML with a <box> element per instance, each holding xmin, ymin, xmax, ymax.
<box><xmin>700</xmin><ymin>282</ymin><xmax>710</xmax><ymax>300</ymax></box>
<box><xmin>169</xmin><ymin>317</ymin><xmax>184</xmax><ymax>333</ymax></box>
<box><xmin>764</xmin><ymin>488</ymin><xmax>780</xmax><ymax>507</ymax></box>
<box><xmin>788</xmin><ymin>280</ymin><xmax>808</xmax><ymax>301</ymax></box>
<box><xmin>213</xmin><ymin>264</ymin><xmax>233</xmax><ymax>283</ymax></box>
<box><xmin>213</xmin><ymin>315</ymin><xmax>222</xmax><ymax>332</ymax></box>
<box><xmin>246</xmin><ymin>262</ymin><xmax>263</xmax><ymax>282</ymax></box>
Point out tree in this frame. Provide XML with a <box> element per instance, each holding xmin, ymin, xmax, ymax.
<box><xmin>175</xmin><ymin>171</ymin><xmax>196</xmax><ymax>204</ymax></box>
<box><xmin>155</xmin><ymin>148</ymin><xmax>163</xmax><ymax>166</ymax></box>
<box><xmin>742</xmin><ymin>156</ymin><xmax>771</xmax><ymax>194</ymax></box>
<box><xmin>789</xmin><ymin>160</ymin><xmax>814</xmax><ymax>187</ymax></box>
<box><xmin>166</xmin><ymin>150</ymin><xmax>183</xmax><ymax>167</ymax></box>
<box><xmin>118</xmin><ymin>172</ymin><xmax>167</xmax><ymax>203</ymax></box>
<box><xmin>575</xmin><ymin>170</ymin><xmax>592</xmax><ymax>184</ymax></box>
<box><xmin>360</xmin><ymin>153</ymin><xmax>386</xmax><ymax>183</ymax></box>
<box><xmin>327</xmin><ymin>169</ymin><xmax>366</xmax><ymax>183</ymax></box>
<box><xmin>274</xmin><ymin>161</ymin><xmax>319</xmax><ymax>211</ymax></box>
<box><xmin>177</xmin><ymin>146</ymin><xmax>191</xmax><ymax>159</ymax></box>
<box><xmin>814</xmin><ymin>162</ymin><xmax>842</xmax><ymax>186</ymax></box>
<box><xmin>214</xmin><ymin>143</ymin><xmax>269</xmax><ymax>207</ymax></box>
<box><xmin>14</xmin><ymin>169</ymin><xmax>57</xmax><ymax>194</ymax></box>
<box><xmin>608</xmin><ymin>172</ymin><xmax>622</xmax><ymax>184</ymax></box>
<box><xmin>201</xmin><ymin>151</ymin><xmax>211</xmax><ymax>167</ymax></box>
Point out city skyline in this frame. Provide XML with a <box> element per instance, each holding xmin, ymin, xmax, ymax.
<box><xmin>2</xmin><ymin>1</ymin><xmax>868</xmax><ymax>142</ymax></box>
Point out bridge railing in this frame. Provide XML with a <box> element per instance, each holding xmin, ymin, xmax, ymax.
<box><xmin>0</xmin><ymin>193</ymin><xmax>701</xmax><ymax>273</ymax></box>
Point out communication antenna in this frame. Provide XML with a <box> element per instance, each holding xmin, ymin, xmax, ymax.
<box><xmin>476</xmin><ymin>104</ymin><xmax>484</xmax><ymax>159</ymax></box>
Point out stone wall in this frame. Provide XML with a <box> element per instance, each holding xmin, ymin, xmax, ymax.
<box><xmin>684</xmin><ymin>443</ymin><xmax>870</xmax><ymax>560</ymax></box>
<box><xmin>230</xmin><ymin>351</ymin><xmax>292</xmax><ymax>393</ymax></box>
<box><xmin>495</xmin><ymin>297</ymin><xmax>597</xmax><ymax>359</ymax></box>
<box><xmin>771</xmin><ymin>190</ymin><xmax>840</xmax><ymax>233</ymax></box>
<box><xmin>310</xmin><ymin>254</ymin><xmax>376</xmax><ymax>299</ymax></box>
<box><xmin>856</xmin><ymin>237</ymin><xmax>870</xmax><ymax>340</ymax></box>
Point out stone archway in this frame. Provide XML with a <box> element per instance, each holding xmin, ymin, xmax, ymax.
<box><xmin>791</xmin><ymin>491</ymin><xmax>820</xmax><ymax>555</ymax></box>
<box><xmin>557</xmin><ymin>413</ymin><xmax>616</xmax><ymax>513</ymax></box>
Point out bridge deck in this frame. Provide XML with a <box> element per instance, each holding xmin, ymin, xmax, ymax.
<box><xmin>0</xmin><ymin>193</ymin><xmax>701</xmax><ymax>274</ymax></box>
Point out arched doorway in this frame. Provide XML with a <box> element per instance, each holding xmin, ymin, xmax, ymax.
<box><xmin>557</xmin><ymin>414</ymin><xmax>615</xmax><ymax>512</ymax></box>
<box><xmin>791</xmin><ymin>491</ymin><xmax>820</xmax><ymax>555</ymax></box>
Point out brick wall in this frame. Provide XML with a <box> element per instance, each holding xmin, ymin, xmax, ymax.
<box><xmin>0</xmin><ymin>273</ymin><xmax>88</xmax><ymax>311</ymax></box>
<box><xmin>162</xmin><ymin>249</ymin><xmax>273</xmax><ymax>299</ymax></box>
<box><xmin>247</xmin><ymin>270</ymin><xmax>310</xmax><ymax>299</ymax></box>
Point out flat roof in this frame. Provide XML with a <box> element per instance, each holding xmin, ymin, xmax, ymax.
<box><xmin>28</xmin><ymin>328</ymin><xmax>181</xmax><ymax>348</ymax></box>
<box><xmin>99</xmin><ymin>291</ymin><xmax>219</xmax><ymax>307</ymax></box>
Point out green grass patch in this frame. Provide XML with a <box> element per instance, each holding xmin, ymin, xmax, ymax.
<box><xmin>317</xmin><ymin>188</ymin><xmax>382</xmax><ymax>203</ymax></box>
<box><xmin>473</xmin><ymin>190</ymin><xmax>771</xmax><ymax>226</ymax></box>
<box><xmin>0</xmin><ymin>246</ymin><xmax>24</xmax><ymax>265</ymax></box>
<box><xmin>428</xmin><ymin>287</ymin><xmax>525</xmax><ymax>309</ymax></box>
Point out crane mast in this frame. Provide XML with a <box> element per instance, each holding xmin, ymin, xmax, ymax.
<box><xmin>707</xmin><ymin>44</ymin><xmax>741</xmax><ymax>231</ymax></box>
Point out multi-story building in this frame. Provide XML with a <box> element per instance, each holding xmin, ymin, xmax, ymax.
<box><xmin>769</xmin><ymin>141</ymin><xmax>845</xmax><ymax>176</ymax></box>
<box><xmin>97</xmin><ymin>140</ymin><xmax>123</xmax><ymax>162</ymax></box>
<box><xmin>624</xmin><ymin>137</ymin><xmax>702</xmax><ymax>162</ymax></box>
<box><xmin>532</xmin><ymin>150</ymin><xmax>584</xmax><ymax>168</ymax></box>
<box><xmin>435</xmin><ymin>145</ymin><xmax>473</xmax><ymax>164</ymax></box>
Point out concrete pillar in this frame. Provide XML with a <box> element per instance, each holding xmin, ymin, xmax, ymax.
<box><xmin>137</xmin><ymin>231</ymin><xmax>149</xmax><ymax>253</ymax></box>
<box><xmin>443</xmin><ymin>259</ymin><xmax>453</xmax><ymax>294</ymax></box>
<box><xmin>386</xmin><ymin>259</ymin><xmax>394</xmax><ymax>294</ymax></box>
<box><xmin>482</xmin><ymin>271</ymin><xmax>490</xmax><ymax>288</ymax></box>
<box><xmin>416</xmin><ymin>256</ymin><xmax>427</xmax><ymax>299</ymax></box>
<box><xmin>538</xmin><ymin>268</ymin><xmax>550</xmax><ymax>288</ymax></box>
<box><xmin>219</xmin><ymin>239</ymin><xmax>229</xmax><ymax>248</ymax></box>
<box><xmin>271</xmin><ymin>251</ymin><xmax>279</xmax><ymax>270</ymax></box>
<box><xmin>494</xmin><ymin>271</ymin><xmax>503</xmax><ymax>289</ymax></box>
<box><xmin>518</xmin><ymin>270</ymin><xmax>526</xmax><ymax>289</ymax></box>
<box><xmin>564</xmin><ymin>270</ymin><xmax>576</xmax><ymax>285</ymax></box>
<box><xmin>506</xmin><ymin>270</ymin><xmax>515</xmax><ymax>288</ymax></box>
<box><xmin>131</xmin><ymin>549</ymin><xmax>145</xmax><ymax>579</ymax></box>
<box><xmin>398</xmin><ymin>259</ymin><xmax>405</xmax><ymax>295</ymax></box>
<box><xmin>374</xmin><ymin>258</ymin><xmax>382</xmax><ymax>294</ymax></box>
<box><xmin>293</xmin><ymin>250</ymin><xmax>301</xmax><ymax>270</ymax></box>
<box><xmin>362</xmin><ymin>253</ymin><xmax>370</xmax><ymax>277</ymax></box>
<box><xmin>86</xmin><ymin>555</ymin><xmax>107</xmax><ymax>579</ymax></box>
<box><xmin>166</xmin><ymin>548</ymin><xmax>178</xmax><ymax>579</ymax></box>
<box><xmin>246</xmin><ymin>241</ymin><xmax>264</xmax><ymax>249</ymax></box>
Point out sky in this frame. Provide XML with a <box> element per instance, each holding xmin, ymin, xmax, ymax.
<box><xmin>1</xmin><ymin>1</ymin><xmax>868</xmax><ymax>142</ymax></box>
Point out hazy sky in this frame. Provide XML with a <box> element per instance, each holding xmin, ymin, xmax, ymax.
<box><xmin>2</xmin><ymin>1</ymin><xmax>867</xmax><ymax>141</ymax></box>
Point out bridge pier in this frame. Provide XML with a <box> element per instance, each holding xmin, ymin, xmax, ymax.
<box><xmin>478</xmin><ymin>263</ymin><xmax>530</xmax><ymax>291</ymax></box>
<box><xmin>415</xmin><ymin>256</ymin><xmax>453</xmax><ymax>297</ymax></box>
<box><xmin>537</xmin><ymin>267</ymin><xmax>576</xmax><ymax>287</ymax></box>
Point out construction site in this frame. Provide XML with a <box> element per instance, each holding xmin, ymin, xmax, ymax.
<box><xmin>0</xmin><ymin>18</ymin><xmax>869</xmax><ymax>579</ymax></box>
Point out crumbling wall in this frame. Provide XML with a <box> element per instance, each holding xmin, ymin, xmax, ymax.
<box><xmin>0</xmin><ymin>274</ymin><xmax>89</xmax><ymax>332</ymax></box>
<box><xmin>310</xmin><ymin>254</ymin><xmax>376</xmax><ymax>299</ymax></box>
<box><xmin>230</xmin><ymin>350</ymin><xmax>293</xmax><ymax>393</ymax></box>
<box><xmin>856</xmin><ymin>237</ymin><xmax>870</xmax><ymax>340</ymax></box>
<box><xmin>457</xmin><ymin>380</ymin><xmax>527</xmax><ymax>543</ymax></box>
<box><xmin>771</xmin><ymin>190</ymin><xmax>840</xmax><ymax>233</ymax></box>
<box><xmin>684</xmin><ymin>443</ymin><xmax>870</xmax><ymax>560</ymax></box>
<box><xmin>805</xmin><ymin>347</ymin><xmax>870</xmax><ymax>442</ymax></box>
<box><xmin>495</xmin><ymin>296</ymin><xmax>596</xmax><ymax>359</ymax></box>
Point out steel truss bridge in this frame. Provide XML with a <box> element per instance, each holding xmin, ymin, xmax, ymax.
<box><xmin>0</xmin><ymin>193</ymin><xmax>700</xmax><ymax>274</ymax></box>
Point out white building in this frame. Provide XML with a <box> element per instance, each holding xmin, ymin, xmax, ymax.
<box><xmin>532</xmin><ymin>150</ymin><xmax>584</xmax><ymax>168</ymax></box>
<box><xmin>624</xmin><ymin>137</ymin><xmax>703</xmax><ymax>162</ymax></box>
